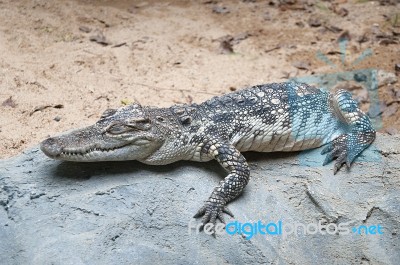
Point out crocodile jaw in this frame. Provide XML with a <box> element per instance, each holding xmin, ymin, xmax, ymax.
<box><xmin>40</xmin><ymin>140</ymin><xmax>135</xmax><ymax>162</ymax></box>
<box><xmin>40</xmin><ymin>125</ymin><xmax>161</xmax><ymax>162</ymax></box>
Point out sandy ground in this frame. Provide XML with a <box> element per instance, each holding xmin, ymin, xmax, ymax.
<box><xmin>0</xmin><ymin>0</ymin><xmax>399</xmax><ymax>159</ymax></box>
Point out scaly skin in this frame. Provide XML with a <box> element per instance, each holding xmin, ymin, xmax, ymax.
<box><xmin>40</xmin><ymin>82</ymin><xmax>376</xmax><ymax>233</ymax></box>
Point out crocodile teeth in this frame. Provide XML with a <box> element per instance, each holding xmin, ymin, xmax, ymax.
<box><xmin>61</xmin><ymin>147</ymin><xmax>115</xmax><ymax>157</ymax></box>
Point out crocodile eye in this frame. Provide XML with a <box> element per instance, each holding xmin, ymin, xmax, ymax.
<box><xmin>107</xmin><ymin>124</ymin><xmax>132</xmax><ymax>135</ymax></box>
<box><xmin>101</xmin><ymin>108</ymin><xmax>117</xmax><ymax>119</ymax></box>
<box><xmin>127</xmin><ymin>118</ymin><xmax>151</xmax><ymax>130</ymax></box>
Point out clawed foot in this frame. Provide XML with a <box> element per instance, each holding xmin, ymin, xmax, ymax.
<box><xmin>193</xmin><ymin>201</ymin><xmax>234</xmax><ymax>235</ymax></box>
<box><xmin>321</xmin><ymin>135</ymin><xmax>352</xmax><ymax>174</ymax></box>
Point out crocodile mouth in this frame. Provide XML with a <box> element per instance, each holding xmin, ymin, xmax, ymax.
<box><xmin>60</xmin><ymin>146</ymin><xmax>123</xmax><ymax>157</ymax></box>
<box><xmin>40</xmin><ymin>136</ymin><xmax>130</xmax><ymax>161</ymax></box>
<box><xmin>57</xmin><ymin>144</ymin><xmax>130</xmax><ymax>161</ymax></box>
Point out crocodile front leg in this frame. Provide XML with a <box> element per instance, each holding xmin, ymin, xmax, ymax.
<box><xmin>193</xmin><ymin>138</ymin><xmax>250</xmax><ymax>231</ymax></box>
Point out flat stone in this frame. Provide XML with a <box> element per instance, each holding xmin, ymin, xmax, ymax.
<box><xmin>0</xmin><ymin>133</ymin><xmax>399</xmax><ymax>264</ymax></box>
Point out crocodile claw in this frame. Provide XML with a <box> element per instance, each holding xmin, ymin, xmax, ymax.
<box><xmin>320</xmin><ymin>144</ymin><xmax>333</xmax><ymax>155</ymax></box>
<box><xmin>322</xmin><ymin>135</ymin><xmax>351</xmax><ymax>174</ymax></box>
<box><xmin>193</xmin><ymin>201</ymin><xmax>234</xmax><ymax>235</ymax></box>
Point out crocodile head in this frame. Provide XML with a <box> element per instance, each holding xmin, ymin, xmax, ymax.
<box><xmin>40</xmin><ymin>104</ymin><xmax>164</xmax><ymax>162</ymax></box>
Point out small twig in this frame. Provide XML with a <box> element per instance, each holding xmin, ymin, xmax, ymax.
<box><xmin>30</xmin><ymin>104</ymin><xmax>64</xmax><ymax>116</ymax></box>
<box><xmin>112</xmin><ymin>42</ymin><xmax>127</xmax><ymax>48</ymax></box>
<box><xmin>386</xmin><ymin>99</ymin><xmax>400</xmax><ymax>106</ymax></box>
<box><xmin>264</xmin><ymin>45</ymin><xmax>281</xmax><ymax>53</ymax></box>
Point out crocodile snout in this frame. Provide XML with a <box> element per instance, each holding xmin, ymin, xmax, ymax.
<box><xmin>40</xmin><ymin>137</ymin><xmax>63</xmax><ymax>158</ymax></box>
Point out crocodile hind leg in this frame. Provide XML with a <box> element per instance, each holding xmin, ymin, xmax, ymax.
<box><xmin>193</xmin><ymin>138</ymin><xmax>250</xmax><ymax>232</ymax></box>
<box><xmin>322</xmin><ymin>89</ymin><xmax>376</xmax><ymax>174</ymax></box>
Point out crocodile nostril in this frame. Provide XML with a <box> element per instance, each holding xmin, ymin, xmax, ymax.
<box><xmin>44</xmin><ymin>137</ymin><xmax>57</xmax><ymax>145</ymax></box>
<box><xmin>40</xmin><ymin>137</ymin><xmax>63</xmax><ymax>158</ymax></box>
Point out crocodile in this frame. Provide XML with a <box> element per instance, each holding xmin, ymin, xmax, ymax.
<box><xmin>40</xmin><ymin>82</ymin><xmax>376</xmax><ymax>230</ymax></box>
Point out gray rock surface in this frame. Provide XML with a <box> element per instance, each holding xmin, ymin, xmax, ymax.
<box><xmin>0</xmin><ymin>133</ymin><xmax>399</xmax><ymax>265</ymax></box>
